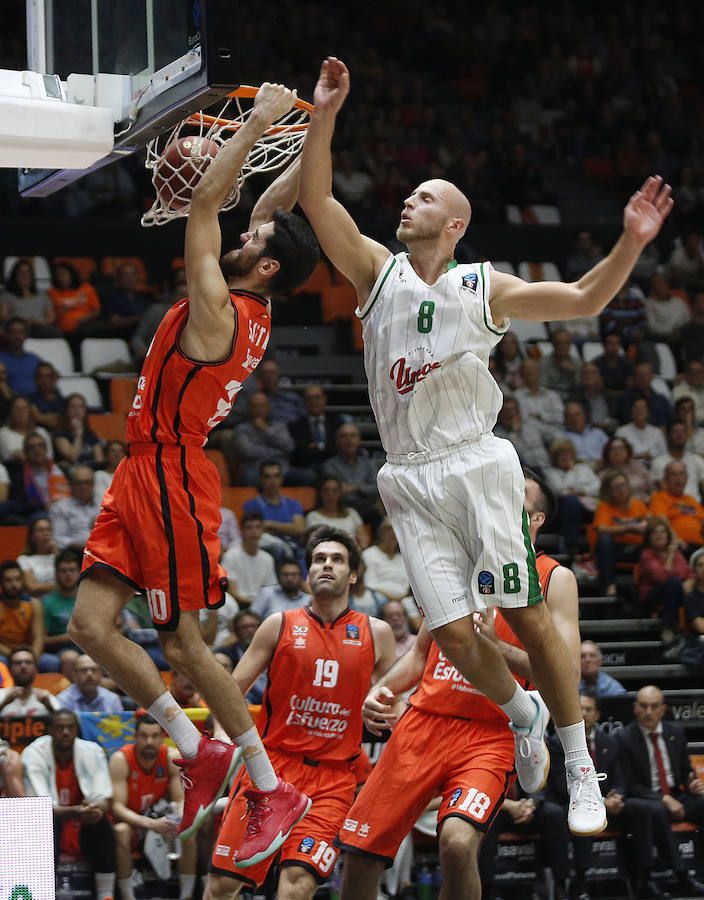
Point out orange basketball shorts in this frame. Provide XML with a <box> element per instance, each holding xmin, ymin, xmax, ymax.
<box><xmin>336</xmin><ymin>707</ymin><xmax>516</xmax><ymax>866</ymax></box>
<box><xmin>210</xmin><ymin>749</ymin><xmax>357</xmax><ymax>888</ymax></box>
<box><xmin>82</xmin><ymin>443</ymin><xmax>227</xmax><ymax>631</ymax></box>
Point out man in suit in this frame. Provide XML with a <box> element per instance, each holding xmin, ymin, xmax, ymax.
<box><xmin>543</xmin><ymin>691</ymin><xmax>668</xmax><ymax>900</ymax></box>
<box><xmin>288</xmin><ymin>384</ymin><xmax>345</xmax><ymax>479</ymax></box>
<box><xmin>618</xmin><ymin>684</ymin><xmax>704</xmax><ymax>898</ymax></box>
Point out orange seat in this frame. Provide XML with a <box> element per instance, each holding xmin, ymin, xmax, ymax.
<box><xmin>205</xmin><ymin>449</ymin><xmax>230</xmax><ymax>487</ymax></box>
<box><xmin>53</xmin><ymin>256</ymin><xmax>97</xmax><ymax>283</ymax></box>
<box><xmin>101</xmin><ymin>256</ymin><xmax>151</xmax><ymax>291</ymax></box>
<box><xmin>321</xmin><ymin>283</ymin><xmax>358</xmax><ymax>323</ymax></box>
<box><xmin>34</xmin><ymin>672</ymin><xmax>71</xmax><ymax>695</ymax></box>
<box><xmin>110</xmin><ymin>377</ymin><xmax>138</xmax><ymax>414</ymax></box>
<box><xmin>583</xmin><ymin>157</ymin><xmax>615</xmax><ymax>184</ymax></box>
<box><xmin>291</xmin><ymin>259</ymin><xmax>334</xmax><ymax>296</ymax></box>
<box><xmin>285</xmin><ymin>487</ymin><xmax>316</xmax><ymax>513</ymax></box>
<box><xmin>0</xmin><ymin>525</ymin><xmax>28</xmax><ymax>560</ymax></box>
<box><xmin>221</xmin><ymin>487</ymin><xmax>258</xmax><ymax>524</ymax></box>
<box><xmin>88</xmin><ymin>413</ymin><xmax>127</xmax><ymax>442</ymax></box>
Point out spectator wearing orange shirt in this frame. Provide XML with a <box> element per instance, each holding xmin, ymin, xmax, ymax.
<box><xmin>650</xmin><ymin>460</ymin><xmax>704</xmax><ymax>551</ymax></box>
<box><xmin>48</xmin><ymin>261</ymin><xmax>101</xmax><ymax>335</ymax></box>
<box><xmin>592</xmin><ymin>470</ymin><xmax>651</xmax><ymax>596</ymax></box>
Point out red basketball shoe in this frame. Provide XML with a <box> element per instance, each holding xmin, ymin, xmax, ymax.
<box><xmin>175</xmin><ymin>736</ymin><xmax>242</xmax><ymax>840</ymax></box>
<box><xmin>235</xmin><ymin>777</ymin><xmax>312</xmax><ymax>868</ymax></box>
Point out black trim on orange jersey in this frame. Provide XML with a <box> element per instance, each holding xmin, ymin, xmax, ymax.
<box><xmin>180</xmin><ymin>444</ymin><xmax>211</xmax><ymax>608</ymax></box>
<box><xmin>150</xmin><ymin>344</ymin><xmax>178</xmax><ymax>443</ymax></box>
<box><xmin>207</xmin><ymin>863</ymin><xmax>256</xmax><ymax>888</ymax></box>
<box><xmin>303</xmin><ymin>604</ymin><xmax>352</xmax><ymax>630</ymax></box>
<box><xmin>333</xmin><ymin>837</ymin><xmax>394</xmax><ymax>869</ymax></box>
<box><xmin>174</xmin><ymin>290</ymin><xmax>252</xmax><ymax>367</ymax></box>
<box><xmin>154</xmin><ymin>443</ymin><xmax>180</xmax><ymax>631</ymax></box>
<box><xmin>79</xmin><ymin>560</ymin><xmax>143</xmax><ymax>593</ymax></box>
<box><xmin>173</xmin><ymin>364</ymin><xmax>201</xmax><ymax>439</ymax></box>
<box><xmin>280</xmin><ymin>858</ymin><xmax>328</xmax><ymax>885</ymax></box>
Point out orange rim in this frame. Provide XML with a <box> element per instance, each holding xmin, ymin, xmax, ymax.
<box><xmin>186</xmin><ymin>84</ymin><xmax>313</xmax><ymax>133</ymax></box>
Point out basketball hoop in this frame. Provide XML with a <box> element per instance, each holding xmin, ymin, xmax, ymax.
<box><xmin>141</xmin><ymin>86</ymin><xmax>313</xmax><ymax>227</ymax></box>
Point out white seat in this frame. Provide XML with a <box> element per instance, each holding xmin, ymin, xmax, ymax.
<box><xmin>531</xmin><ymin>204</ymin><xmax>562</xmax><ymax>224</ymax></box>
<box><xmin>655</xmin><ymin>342</ymin><xmax>677</xmax><ymax>381</ymax></box>
<box><xmin>518</xmin><ymin>261</ymin><xmax>562</xmax><ymax>282</ymax></box>
<box><xmin>505</xmin><ymin>205</ymin><xmax>522</xmax><ymax>224</ymax></box>
<box><xmin>510</xmin><ymin>320</ymin><xmax>549</xmax><ymax>343</ymax></box>
<box><xmin>651</xmin><ymin>375</ymin><xmax>672</xmax><ymax>401</ymax></box>
<box><xmin>80</xmin><ymin>338</ymin><xmax>132</xmax><ymax>373</ymax></box>
<box><xmin>24</xmin><ymin>338</ymin><xmax>74</xmax><ymax>375</ymax></box>
<box><xmin>492</xmin><ymin>260</ymin><xmax>516</xmax><ymax>276</ymax></box>
<box><xmin>581</xmin><ymin>341</ymin><xmax>605</xmax><ymax>363</ymax></box>
<box><xmin>57</xmin><ymin>376</ymin><xmax>103</xmax><ymax>410</ymax></box>
<box><xmin>3</xmin><ymin>255</ymin><xmax>52</xmax><ymax>290</ymax></box>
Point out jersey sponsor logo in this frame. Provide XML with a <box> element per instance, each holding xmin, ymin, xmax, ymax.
<box><xmin>478</xmin><ymin>571</ymin><xmax>495</xmax><ymax>595</ymax></box>
<box><xmin>248</xmin><ymin>320</ymin><xmax>269</xmax><ymax>349</ymax></box>
<box><xmin>342</xmin><ymin>818</ymin><xmax>358</xmax><ymax>832</ymax></box>
<box><xmin>215</xmin><ymin>844</ymin><xmax>230</xmax><ymax>856</ymax></box>
<box><xmin>243</xmin><ymin>348</ymin><xmax>262</xmax><ymax>372</ymax></box>
<box><xmin>131</xmin><ymin>375</ymin><xmax>147</xmax><ymax>411</ymax></box>
<box><xmin>448</xmin><ymin>788</ymin><xmax>463</xmax><ymax>808</ymax></box>
<box><xmin>358</xmin><ymin>822</ymin><xmax>370</xmax><ymax>837</ymax></box>
<box><xmin>206</xmin><ymin>379</ymin><xmax>243</xmax><ymax>428</ymax></box>
<box><xmin>285</xmin><ymin>693</ymin><xmax>352</xmax><ymax>734</ymax></box>
<box><xmin>432</xmin><ymin>652</ymin><xmax>481</xmax><ymax>696</ymax></box>
<box><xmin>292</xmin><ymin>624</ymin><xmax>309</xmax><ymax>635</ymax></box>
<box><xmin>294</xmin><ymin>636</ymin><xmax>307</xmax><ymax>649</ymax></box>
<box><xmin>298</xmin><ymin>836</ymin><xmax>315</xmax><ymax>854</ymax></box>
<box><xmin>389</xmin><ymin>356</ymin><xmax>441</xmax><ymax>395</ymax></box>
<box><xmin>461</xmin><ymin>273</ymin><xmax>479</xmax><ymax>292</ymax></box>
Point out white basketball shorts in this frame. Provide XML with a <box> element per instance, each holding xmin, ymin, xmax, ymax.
<box><xmin>377</xmin><ymin>432</ymin><xmax>543</xmax><ymax>630</ymax></box>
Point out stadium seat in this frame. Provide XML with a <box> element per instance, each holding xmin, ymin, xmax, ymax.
<box><xmin>221</xmin><ymin>487</ymin><xmax>258</xmax><ymax>523</ymax></box>
<box><xmin>505</xmin><ymin>205</ymin><xmax>522</xmax><ymax>224</ymax></box>
<box><xmin>321</xmin><ymin>282</ymin><xmax>358</xmax><ymax>323</ymax></box>
<box><xmin>24</xmin><ymin>337</ymin><xmax>74</xmax><ymax>375</ymax></box>
<box><xmin>0</xmin><ymin>525</ymin><xmax>28</xmax><ymax>559</ymax></box>
<box><xmin>509</xmin><ymin>320</ymin><xmax>549</xmax><ymax>343</ymax></box>
<box><xmin>110</xmin><ymin>377</ymin><xmax>138</xmax><ymax>414</ymax></box>
<box><xmin>291</xmin><ymin>259</ymin><xmax>334</xmax><ymax>296</ymax></box>
<box><xmin>88</xmin><ymin>413</ymin><xmax>127</xmax><ymax>442</ymax></box>
<box><xmin>34</xmin><ymin>672</ymin><xmax>70</xmax><ymax>695</ymax></box>
<box><xmin>205</xmin><ymin>449</ymin><xmax>230</xmax><ymax>487</ymax></box>
<box><xmin>651</xmin><ymin>375</ymin><xmax>672</xmax><ymax>401</ymax></box>
<box><xmin>531</xmin><ymin>204</ymin><xmax>562</xmax><ymax>224</ymax></box>
<box><xmin>583</xmin><ymin>157</ymin><xmax>615</xmax><ymax>184</ymax></box>
<box><xmin>80</xmin><ymin>338</ymin><xmax>133</xmax><ymax>374</ymax></box>
<box><xmin>100</xmin><ymin>256</ymin><xmax>151</xmax><ymax>291</ymax></box>
<box><xmin>581</xmin><ymin>341</ymin><xmax>605</xmax><ymax>363</ymax></box>
<box><xmin>655</xmin><ymin>342</ymin><xmax>677</xmax><ymax>381</ymax></box>
<box><xmin>53</xmin><ymin>256</ymin><xmax>97</xmax><ymax>283</ymax></box>
<box><xmin>518</xmin><ymin>261</ymin><xmax>562</xmax><ymax>282</ymax></box>
<box><xmin>3</xmin><ymin>255</ymin><xmax>52</xmax><ymax>290</ymax></box>
<box><xmin>492</xmin><ymin>260</ymin><xmax>516</xmax><ymax>276</ymax></box>
<box><xmin>57</xmin><ymin>375</ymin><xmax>103</xmax><ymax>410</ymax></box>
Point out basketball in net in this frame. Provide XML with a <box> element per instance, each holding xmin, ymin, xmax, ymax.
<box><xmin>142</xmin><ymin>86</ymin><xmax>313</xmax><ymax>227</ymax></box>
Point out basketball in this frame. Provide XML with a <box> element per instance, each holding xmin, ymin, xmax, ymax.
<box><xmin>153</xmin><ymin>136</ymin><xmax>219</xmax><ymax>209</ymax></box>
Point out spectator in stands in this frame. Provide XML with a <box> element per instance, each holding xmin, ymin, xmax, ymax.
<box><xmin>565</xmin><ymin>230</ymin><xmax>604</xmax><ymax>280</ymax></box>
<box><xmin>214</xmin><ymin>610</ymin><xmax>267</xmax><ymax>704</ymax></box>
<box><xmin>99</xmin><ymin>262</ymin><xmax>151</xmax><ymax>337</ymax></box>
<box><xmin>56</xmin><ymin>653</ymin><xmax>122</xmax><ymax>713</ymax></box>
<box><xmin>494</xmin><ymin>395</ymin><xmax>557</xmax><ymax>474</ymax></box>
<box><xmin>110</xmin><ymin>714</ymin><xmax>197</xmax><ymax>900</ymax></box>
<box><xmin>592</xmin><ymin>471</ymin><xmax>650</xmax><ymax>596</ymax></box>
<box><xmin>599</xmin><ymin>283</ymin><xmax>647</xmax><ymax>349</ymax></box>
<box><xmin>0</xmin><ymin>259</ymin><xmax>57</xmax><ymax>336</ymax></box>
<box><xmin>540</xmin><ymin>328</ymin><xmax>582</xmax><ymax>399</ymax></box>
<box><xmin>17</xmin><ymin>516</ymin><xmax>57</xmax><ymax>596</ymax></box>
<box><xmin>130</xmin><ymin>266</ymin><xmax>187</xmax><ymax>367</ymax></box>
<box><xmin>120</xmin><ymin>595</ymin><xmax>168</xmax><ymax>671</ymax></box>
<box><xmin>348</xmin><ymin>557</ymin><xmax>385</xmax><ymax>618</ymax></box>
<box><xmin>672</xmin><ymin>359</ymin><xmax>704</xmax><ymax>425</ymax></box>
<box><xmin>638</xmin><ymin>517</ymin><xmax>694</xmax><ymax>645</ymax></box>
<box><xmin>562</xmin><ymin>399</ymin><xmax>609</xmax><ymax>464</ymax></box>
<box><xmin>0</xmin><ymin>362</ymin><xmax>13</xmax><ymax>422</ymax></box>
<box><xmin>221</xmin><ymin>510</ymin><xmax>277</xmax><ymax>608</ymax></box>
<box><xmin>593</xmin><ymin>332</ymin><xmax>635</xmax><ymax>414</ymax></box>
<box><xmin>288</xmin><ymin>384</ymin><xmax>346</xmax><ymax>480</ymax></box>
<box><xmin>545</xmin><ymin>438</ymin><xmax>600</xmax><ymax>554</ymax></box>
<box><xmin>217</xmin><ymin>505</ymin><xmax>241</xmax><ymax>554</ymax></box>
<box><xmin>491</xmin><ymin>331</ymin><xmax>524</xmax><ymax>392</ymax></box>
<box><xmin>305</xmin><ymin>476</ymin><xmax>368</xmax><ymax>547</ymax></box>
<box><xmin>231</xmin><ymin>391</ymin><xmax>297</xmax><ymax>487</ymax></box>
<box><xmin>514</xmin><ymin>357</ymin><xmax>565</xmax><ymax>426</ymax></box>
<box><xmin>23</xmin><ymin>708</ymin><xmax>117</xmax><ymax>900</ymax></box>
<box><xmin>600</xmin><ymin>437</ymin><xmax>654</xmax><ymax>503</ymax></box>
<box><xmin>668</xmin><ymin>232</ymin><xmax>704</xmax><ymax>293</ymax></box>
<box><xmin>322</xmin><ymin>423</ymin><xmax>383</xmax><ymax>528</ymax></box>
<box><xmin>250</xmin><ymin>559</ymin><xmax>308</xmax><ymax>618</ymax></box>
<box><xmin>0</xmin><ymin>559</ymin><xmax>58</xmax><ymax>671</ymax></box>
<box><xmin>0</xmin><ymin>396</ymin><xmax>54</xmax><ymax>465</ymax></box>
<box><xmin>644</xmin><ymin>273</ymin><xmax>690</xmax><ymax>347</ymax></box>
<box><xmin>0</xmin><ymin>317</ymin><xmax>43</xmax><ymax>394</ymax></box>
<box><xmin>618</xmin><ymin>362</ymin><xmax>673</xmax><ymax>428</ymax></box>
<box><xmin>49</xmin><ymin>463</ymin><xmax>100</xmax><ymax>549</ymax></box>
<box><xmin>618</xmin><ymin>685</ymin><xmax>704</xmax><ymax>896</ymax></box>
<box><xmin>256</xmin><ymin>357</ymin><xmax>304</xmax><ymax>425</ymax></box>
<box><xmin>0</xmin><ymin>457</ymin><xmax>22</xmax><ymax>525</ymax></box>
<box><xmin>242</xmin><ymin>460</ymin><xmax>306</xmax><ymax>565</ymax></box>
<box><xmin>170</xmin><ymin>670</ymin><xmax>207</xmax><ymax>709</ymax></box>
<box><xmin>12</xmin><ymin>433</ymin><xmax>69</xmax><ymax>517</ymax></box>
<box><xmin>674</xmin><ymin>396</ymin><xmax>704</xmax><ymax>455</ymax></box>
<box><xmin>684</xmin><ymin>552</ymin><xmax>704</xmax><ymax>637</ymax></box>
<box><xmin>681</xmin><ymin>293</ymin><xmax>704</xmax><ymax>365</ymax></box>
<box><xmin>651</xmin><ymin>419</ymin><xmax>704</xmax><ymax>500</ymax></box>
<box><xmin>362</xmin><ymin>517</ymin><xmax>410</xmax><ymax>604</ymax></box>
<box><xmin>381</xmin><ymin>599</ymin><xmax>416</xmax><ymax>658</ymax></box>
<box><xmin>0</xmin><ymin>738</ymin><xmax>25</xmax><ymax>797</ymax></box>
<box><xmin>571</xmin><ymin>362</ymin><xmax>613</xmax><ymax>432</ymax></box>
<box><xmin>578</xmin><ymin>641</ymin><xmax>626</xmax><ymax>696</ymax></box>
<box><xmin>42</xmin><ymin>548</ymin><xmax>82</xmax><ymax>660</ymax></box>
<box><xmin>333</xmin><ymin>148</ymin><xmax>374</xmax><ymax>208</ymax></box>
<box><xmin>47</xmin><ymin>260</ymin><xmax>101</xmax><ymax>336</ymax></box>
<box><xmin>0</xmin><ymin>646</ymin><xmax>60</xmax><ymax>716</ymax></box>
<box><xmin>615</xmin><ymin>397</ymin><xmax>668</xmax><ymax>464</ymax></box>
<box><xmin>93</xmin><ymin>440</ymin><xmax>126</xmax><ymax>504</ymax></box>
<box><xmin>29</xmin><ymin>362</ymin><xmax>64</xmax><ymax>431</ymax></box>
<box><xmin>54</xmin><ymin>393</ymin><xmax>105</xmax><ymax>469</ymax></box>
<box><xmin>650</xmin><ymin>460</ymin><xmax>704</xmax><ymax>551</ymax></box>
<box><xmin>199</xmin><ymin>588</ymin><xmax>239</xmax><ymax>651</ymax></box>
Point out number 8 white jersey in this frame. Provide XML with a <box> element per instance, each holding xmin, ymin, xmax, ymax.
<box><xmin>358</xmin><ymin>254</ymin><xmax>508</xmax><ymax>456</ymax></box>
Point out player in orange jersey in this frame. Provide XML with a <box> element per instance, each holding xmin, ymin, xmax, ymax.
<box><xmin>68</xmin><ymin>83</ymin><xmax>320</xmax><ymax>863</ymax></box>
<box><xmin>337</xmin><ymin>474</ymin><xmax>581</xmax><ymax>900</ymax></box>
<box><xmin>204</xmin><ymin>526</ymin><xmax>396</xmax><ymax>899</ymax></box>
<box><xmin>110</xmin><ymin>715</ymin><xmax>197</xmax><ymax>900</ymax></box>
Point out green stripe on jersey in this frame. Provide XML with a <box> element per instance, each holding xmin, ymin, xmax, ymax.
<box><xmin>521</xmin><ymin>507</ymin><xmax>544</xmax><ymax>606</ymax></box>
<box><xmin>480</xmin><ymin>261</ymin><xmax>506</xmax><ymax>336</ymax></box>
<box><xmin>360</xmin><ymin>256</ymin><xmax>397</xmax><ymax>320</ymax></box>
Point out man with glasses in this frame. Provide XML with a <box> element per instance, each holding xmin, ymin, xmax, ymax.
<box><xmin>56</xmin><ymin>653</ymin><xmax>123</xmax><ymax>714</ymax></box>
<box><xmin>50</xmin><ymin>464</ymin><xmax>99</xmax><ymax>549</ymax></box>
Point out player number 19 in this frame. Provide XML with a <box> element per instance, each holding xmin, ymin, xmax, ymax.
<box><xmin>311</xmin><ymin>839</ymin><xmax>337</xmax><ymax>873</ymax></box>
<box><xmin>313</xmin><ymin>658</ymin><xmax>339</xmax><ymax>688</ymax></box>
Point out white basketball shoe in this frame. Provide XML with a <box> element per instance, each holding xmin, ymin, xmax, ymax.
<box><xmin>510</xmin><ymin>690</ymin><xmax>551</xmax><ymax>793</ymax></box>
<box><xmin>567</xmin><ymin>765</ymin><xmax>607</xmax><ymax>835</ymax></box>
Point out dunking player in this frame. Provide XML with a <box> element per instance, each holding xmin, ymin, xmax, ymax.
<box><xmin>336</xmin><ymin>475</ymin><xmax>581</xmax><ymax>900</ymax></box>
<box><xmin>204</xmin><ymin>526</ymin><xmax>395</xmax><ymax>899</ymax></box>
<box><xmin>299</xmin><ymin>56</ymin><xmax>673</xmax><ymax>834</ymax></box>
<box><xmin>69</xmin><ymin>83</ymin><xmax>320</xmax><ymax>864</ymax></box>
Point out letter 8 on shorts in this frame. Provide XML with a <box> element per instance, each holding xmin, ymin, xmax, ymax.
<box><xmin>336</xmin><ymin>708</ymin><xmax>515</xmax><ymax>866</ymax></box>
<box><xmin>211</xmin><ymin>751</ymin><xmax>357</xmax><ymax>888</ymax></box>
<box><xmin>81</xmin><ymin>445</ymin><xmax>227</xmax><ymax>631</ymax></box>
<box><xmin>377</xmin><ymin>432</ymin><xmax>543</xmax><ymax>630</ymax></box>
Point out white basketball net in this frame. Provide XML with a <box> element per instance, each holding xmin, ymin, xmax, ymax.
<box><xmin>141</xmin><ymin>88</ymin><xmax>312</xmax><ymax>227</ymax></box>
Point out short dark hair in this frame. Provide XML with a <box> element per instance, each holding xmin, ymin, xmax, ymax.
<box><xmin>304</xmin><ymin>525</ymin><xmax>361</xmax><ymax>573</ymax></box>
<box><xmin>135</xmin><ymin>713</ymin><xmax>161</xmax><ymax>732</ymax></box>
<box><xmin>241</xmin><ymin>510</ymin><xmax>264</xmax><ymax>527</ymax></box>
<box><xmin>6</xmin><ymin>316</ymin><xmax>27</xmax><ymax>331</ymax></box>
<box><xmin>49</xmin><ymin>709</ymin><xmax>81</xmax><ymax>735</ymax></box>
<box><xmin>259</xmin><ymin>459</ymin><xmax>282</xmax><ymax>478</ymax></box>
<box><xmin>52</xmin><ymin>260</ymin><xmax>81</xmax><ymax>290</ymax></box>
<box><xmin>579</xmin><ymin>687</ymin><xmax>600</xmax><ymax>710</ymax></box>
<box><xmin>6</xmin><ymin>259</ymin><xmax>37</xmax><ymax>297</ymax></box>
<box><xmin>523</xmin><ymin>468</ymin><xmax>557</xmax><ymax>527</ymax></box>
<box><xmin>55</xmin><ymin>548</ymin><xmax>82</xmax><ymax>571</ymax></box>
<box><xmin>277</xmin><ymin>558</ymin><xmax>303</xmax><ymax>577</ymax></box>
<box><xmin>263</xmin><ymin>208</ymin><xmax>320</xmax><ymax>295</ymax></box>
<box><xmin>8</xmin><ymin>644</ymin><xmax>35</xmax><ymax>664</ymax></box>
<box><xmin>233</xmin><ymin>609</ymin><xmax>261</xmax><ymax>629</ymax></box>
<box><xmin>0</xmin><ymin>559</ymin><xmax>21</xmax><ymax>578</ymax></box>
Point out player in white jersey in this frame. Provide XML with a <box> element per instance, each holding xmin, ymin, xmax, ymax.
<box><xmin>299</xmin><ymin>56</ymin><xmax>673</xmax><ymax>837</ymax></box>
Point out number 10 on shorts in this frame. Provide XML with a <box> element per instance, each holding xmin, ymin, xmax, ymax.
<box><xmin>146</xmin><ymin>588</ymin><xmax>168</xmax><ymax>622</ymax></box>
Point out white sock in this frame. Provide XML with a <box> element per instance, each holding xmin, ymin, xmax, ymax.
<box><xmin>118</xmin><ymin>876</ymin><xmax>136</xmax><ymax>900</ymax></box>
<box><xmin>147</xmin><ymin>692</ymin><xmax>202</xmax><ymax>758</ymax></box>
<box><xmin>235</xmin><ymin>726</ymin><xmax>278</xmax><ymax>791</ymax></box>
<box><xmin>179</xmin><ymin>873</ymin><xmax>197</xmax><ymax>899</ymax></box>
<box><xmin>557</xmin><ymin>721</ymin><xmax>593</xmax><ymax>771</ymax></box>
<box><xmin>94</xmin><ymin>872</ymin><xmax>115</xmax><ymax>900</ymax></box>
<box><xmin>499</xmin><ymin>684</ymin><xmax>538</xmax><ymax>729</ymax></box>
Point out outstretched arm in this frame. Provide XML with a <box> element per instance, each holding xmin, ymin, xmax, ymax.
<box><xmin>299</xmin><ymin>57</ymin><xmax>390</xmax><ymax>299</ymax></box>
<box><xmin>490</xmin><ymin>176</ymin><xmax>673</xmax><ymax>323</ymax></box>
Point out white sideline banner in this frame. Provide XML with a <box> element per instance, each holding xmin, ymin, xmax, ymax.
<box><xmin>0</xmin><ymin>796</ymin><xmax>55</xmax><ymax>900</ymax></box>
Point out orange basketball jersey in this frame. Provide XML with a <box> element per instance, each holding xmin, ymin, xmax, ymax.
<box><xmin>127</xmin><ymin>291</ymin><xmax>271</xmax><ymax>446</ymax></box>
<box><xmin>121</xmin><ymin>743</ymin><xmax>170</xmax><ymax>813</ymax></box>
<box><xmin>56</xmin><ymin>760</ymin><xmax>83</xmax><ymax>858</ymax></box>
<box><xmin>257</xmin><ymin>606</ymin><xmax>376</xmax><ymax>763</ymax></box>
<box><xmin>410</xmin><ymin>552</ymin><xmax>561</xmax><ymax>721</ymax></box>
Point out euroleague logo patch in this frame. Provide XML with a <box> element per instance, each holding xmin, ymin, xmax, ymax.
<box><xmin>298</xmin><ymin>836</ymin><xmax>315</xmax><ymax>854</ymax></box>
<box><xmin>478</xmin><ymin>571</ymin><xmax>495</xmax><ymax>594</ymax></box>
<box><xmin>461</xmin><ymin>273</ymin><xmax>479</xmax><ymax>292</ymax></box>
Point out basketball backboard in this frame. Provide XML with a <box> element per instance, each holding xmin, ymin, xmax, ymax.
<box><xmin>18</xmin><ymin>0</ymin><xmax>240</xmax><ymax>196</ymax></box>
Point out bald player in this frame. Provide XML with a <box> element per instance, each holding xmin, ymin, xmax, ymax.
<box><xmin>299</xmin><ymin>55</ymin><xmax>673</xmax><ymax>834</ymax></box>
